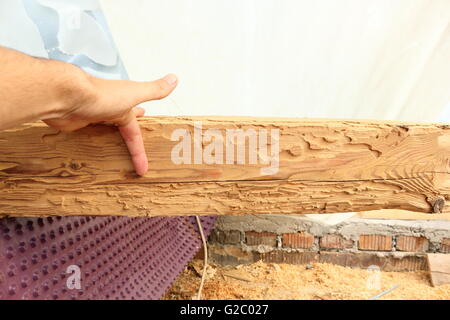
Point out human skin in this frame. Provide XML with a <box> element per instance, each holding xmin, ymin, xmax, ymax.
<box><xmin>0</xmin><ymin>46</ymin><xmax>178</xmax><ymax>176</ymax></box>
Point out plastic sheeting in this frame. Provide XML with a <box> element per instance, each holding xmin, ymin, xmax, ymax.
<box><xmin>0</xmin><ymin>216</ymin><xmax>216</xmax><ymax>299</ymax></box>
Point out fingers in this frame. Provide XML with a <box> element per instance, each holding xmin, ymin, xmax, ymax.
<box><xmin>132</xmin><ymin>107</ymin><xmax>145</xmax><ymax>118</ymax></box>
<box><xmin>43</xmin><ymin>118</ymin><xmax>90</xmax><ymax>132</ymax></box>
<box><xmin>98</xmin><ymin>107</ymin><xmax>143</xmax><ymax>126</ymax></box>
<box><xmin>145</xmin><ymin>74</ymin><xmax>178</xmax><ymax>101</ymax></box>
<box><xmin>46</xmin><ymin>109</ymin><xmax>149</xmax><ymax>176</ymax></box>
<box><xmin>117</xmin><ymin>112</ymin><xmax>148</xmax><ymax>176</ymax></box>
<box><xmin>117</xmin><ymin>74</ymin><xmax>178</xmax><ymax>106</ymax></box>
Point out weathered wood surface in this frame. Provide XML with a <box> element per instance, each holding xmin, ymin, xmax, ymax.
<box><xmin>1</xmin><ymin>116</ymin><xmax>450</xmax><ymax>217</ymax></box>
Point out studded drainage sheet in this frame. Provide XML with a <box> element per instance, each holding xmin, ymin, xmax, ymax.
<box><xmin>0</xmin><ymin>216</ymin><xmax>216</xmax><ymax>300</ymax></box>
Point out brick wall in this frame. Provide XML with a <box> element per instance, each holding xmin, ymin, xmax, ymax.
<box><xmin>207</xmin><ymin>216</ymin><xmax>450</xmax><ymax>272</ymax></box>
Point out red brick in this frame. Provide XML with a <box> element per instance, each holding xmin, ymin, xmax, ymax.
<box><xmin>320</xmin><ymin>234</ymin><xmax>353</xmax><ymax>250</ymax></box>
<box><xmin>194</xmin><ymin>243</ymin><xmax>206</xmax><ymax>260</ymax></box>
<box><xmin>396</xmin><ymin>236</ymin><xmax>429</xmax><ymax>252</ymax></box>
<box><xmin>282</xmin><ymin>232</ymin><xmax>314</xmax><ymax>249</ymax></box>
<box><xmin>385</xmin><ymin>255</ymin><xmax>427</xmax><ymax>272</ymax></box>
<box><xmin>208</xmin><ymin>246</ymin><xmax>428</xmax><ymax>271</ymax></box>
<box><xmin>245</xmin><ymin>232</ymin><xmax>277</xmax><ymax>247</ymax></box>
<box><xmin>208</xmin><ymin>245</ymin><xmax>257</xmax><ymax>266</ymax></box>
<box><xmin>319</xmin><ymin>252</ymin><xmax>386</xmax><ymax>269</ymax></box>
<box><xmin>260</xmin><ymin>251</ymin><xmax>318</xmax><ymax>265</ymax></box>
<box><xmin>441</xmin><ymin>238</ymin><xmax>450</xmax><ymax>253</ymax></box>
<box><xmin>209</xmin><ymin>230</ymin><xmax>241</xmax><ymax>244</ymax></box>
<box><xmin>319</xmin><ymin>252</ymin><xmax>427</xmax><ymax>271</ymax></box>
<box><xmin>358</xmin><ymin>234</ymin><xmax>392</xmax><ymax>251</ymax></box>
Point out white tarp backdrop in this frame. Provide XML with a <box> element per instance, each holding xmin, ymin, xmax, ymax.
<box><xmin>100</xmin><ymin>0</ymin><xmax>450</xmax><ymax>121</ymax></box>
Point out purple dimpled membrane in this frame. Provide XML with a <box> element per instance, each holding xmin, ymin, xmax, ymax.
<box><xmin>0</xmin><ymin>216</ymin><xmax>216</xmax><ymax>300</ymax></box>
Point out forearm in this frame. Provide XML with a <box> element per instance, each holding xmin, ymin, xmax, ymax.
<box><xmin>0</xmin><ymin>46</ymin><xmax>177</xmax><ymax>176</ymax></box>
<box><xmin>0</xmin><ymin>46</ymin><xmax>91</xmax><ymax>130</ymax></box>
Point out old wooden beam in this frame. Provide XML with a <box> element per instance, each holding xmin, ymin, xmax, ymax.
<box><xmin>1</xmin><ymin>116</ymin><xmax>450</xmax><ymax>217</ymax></box>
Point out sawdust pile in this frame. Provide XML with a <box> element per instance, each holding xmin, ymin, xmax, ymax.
<box><xmin>165</xmin><ymin>260</ymin><xmax>450</xmax><ymax>300</ymax></box>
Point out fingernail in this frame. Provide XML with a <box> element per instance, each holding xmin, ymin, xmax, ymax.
<box><xmin>163</xmin><ymin>74</ymin><xmax>178</xmax><ymax>85</ymax></box>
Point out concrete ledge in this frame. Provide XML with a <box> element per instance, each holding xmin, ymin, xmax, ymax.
<box><xmin>213</xmin><ymin>215</ymin><xmax>450</xmax><ymax>248</ymax></box>
<box><xmin>208</xmin><ymin>215</ymin><xmax>450</xmax><ymax>271</ymax></box>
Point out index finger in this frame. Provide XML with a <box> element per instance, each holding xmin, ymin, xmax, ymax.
<box><xmin>118</xmin><ymin>116</ymin><xmax>148</xmax><ymax>176</ymax></box>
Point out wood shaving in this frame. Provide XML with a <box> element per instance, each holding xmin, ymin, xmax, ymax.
<box><xmin>165</xmin><ymin>260</ymin><xmax>450</xmax><ymax>300</ymax></box>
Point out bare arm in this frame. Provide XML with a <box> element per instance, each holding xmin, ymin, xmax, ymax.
<box><xmin>0</xmin><ymin>46</ymin><xmax>177</xmax><ymax>175</ymax></box>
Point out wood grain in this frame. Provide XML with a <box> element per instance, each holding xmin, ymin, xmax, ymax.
<box><xmin>1</xmin><ymin>116</ymin><xmax>450</xmax><ymax>217</ymax></box>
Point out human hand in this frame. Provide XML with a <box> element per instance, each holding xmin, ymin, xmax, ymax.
<box><xmin>43</xmin><ymin>73</ymin><xmax>178</xmax><ymax>176</ymax></box>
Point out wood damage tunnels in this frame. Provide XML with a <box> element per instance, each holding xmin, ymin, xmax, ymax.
<box><xmin>1</xmin><ymin>116</ymin><xmax>450</xmax><ymax>217</ymax></box>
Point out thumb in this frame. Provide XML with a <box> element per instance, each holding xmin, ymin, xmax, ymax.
<box><xmin>90</xmin><ymin>73</ymin><xmax>177</xmax><ymax>110</ymax></box>
<box><xmin>147</xmin><ymin>74</ymin><xmax>178</xmax><ymax>100</ymax></box>
<box><xmin>122</xmin><ymin>74</ymin><xmax>178</xmax><ymax>106</ymax></box>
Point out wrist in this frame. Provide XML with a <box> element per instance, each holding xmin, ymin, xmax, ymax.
<box><xmin>39</xmin><ymin>60</ymin><xmax>96</xmax><ymax>120</ymax></box>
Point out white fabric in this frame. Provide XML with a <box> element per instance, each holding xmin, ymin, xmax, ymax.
<box><xmin>37</xmin><ymin>0</ymin><xmax>117</xmax><ymax>66</ymax></box>
<box><xmin>0</xmin><ymin>0</ymin><xmax>48</xmax><ymax>58</ymax></box>
<box><xmin>0</xmin><ymin>0</ymin><xmax>126</xmax><ymax>78</ymax></box>
<box><xmin>101</xmin><ymin>0</ymin><xmax>450</xmax><ymax>121</ymax></box>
